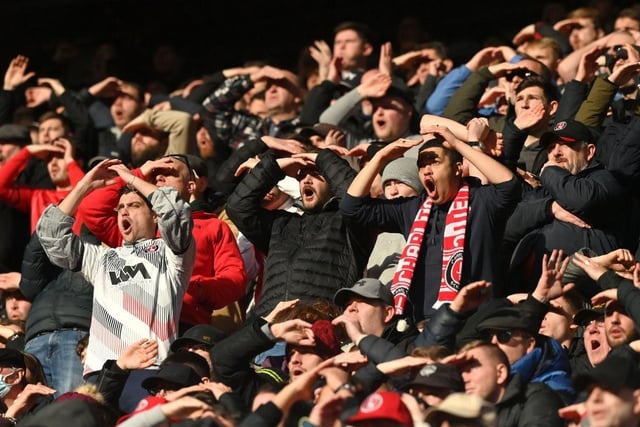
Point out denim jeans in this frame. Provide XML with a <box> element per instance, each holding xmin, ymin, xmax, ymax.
<box><xmin>24</xmin><ymin>329</ymin><xmax>87</xmax><ymax>398</ymax></box>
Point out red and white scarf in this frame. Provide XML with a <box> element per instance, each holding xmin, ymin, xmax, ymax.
<box><xmin>390</xmin><ymin>183</ymin><xmax>470</xmax><ymax>316</ymax></box>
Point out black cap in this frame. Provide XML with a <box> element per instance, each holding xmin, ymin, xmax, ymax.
<box><xmin>184</xmin><ymin>154</ymin><xmax>208</xmax><ymax>178</ymax></box>
<box><xmin>476</xmin><ymin>306</ymin><xmax>540</xmax><ymax>336</ymax></box>
<box><xmin>170</xmin><ymin>324</ymin><xmax>226</xmax><ymax>352</ymax></box>
<box><xmin>0</xmin><ymin>124</ymin><xmax>31</xmax><ymax>146</ymax></box>
<box><xmin>573</xmin><ymin>305</ymin><xmax>605</xmax><ymax>326</ymax></box>
<box><xmin>384</xmin><ymin>77</ymin><xmax>415</xmax><ymax>106</ymax></box>
<box><xmin>574</xmin><ymin>345</ymin><xmax>640</xmax><ymax>391</ymax></box>
<box><xmin>540</xmin><ymin>120</ymin><xmax>597</xmax><ymax>148</ymax></box>
<box><xmin>140</xmin><ymin>364</ymin><xmax>201</xmax><ymax>391</ymax></box>
<box><xmin>402</xmin><ymin>363</ymin><xmax>464</xmax><ymax>392</ymax></box>
<box><xmin>334</xmin><ymin>278</ymin><xmax>394</xmax><ymax>307</ymax></box>
<box><xmin>0</xmin><ymin>348</ymin><xmax>26</xmax><ymax>369</ymax></box>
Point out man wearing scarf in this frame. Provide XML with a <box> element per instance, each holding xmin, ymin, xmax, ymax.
<box><xmin>340</xmin><ymin>124</ymin><xmax>520</xmax><ymax>323</ymax></box>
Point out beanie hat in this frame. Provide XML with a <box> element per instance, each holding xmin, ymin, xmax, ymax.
<box><xmin>310</xmin><ymin>320</ymin><xmax>342</xmax><ymax>359</ymax></box>
<box><xmin>381</xmin><ymin>157</ymin><xmax>422</xmax><ymax>193</ymax></box>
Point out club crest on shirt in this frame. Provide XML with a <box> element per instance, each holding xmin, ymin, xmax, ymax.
<box><xmin>146</xmin><ymin>244</ymin><xmax>158</xmax><ymax>253</ymax></box>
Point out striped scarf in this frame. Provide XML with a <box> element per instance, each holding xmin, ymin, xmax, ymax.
<box><xmin>391</xmin><ymin>183</ymin><xmax>470</xmax><ymax>315</ymax></box>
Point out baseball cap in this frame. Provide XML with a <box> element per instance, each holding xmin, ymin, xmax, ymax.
<box><xmin>476</xmin><ymin>306</ymin><xmax>540</xmax><ymax>336</ymax></box>
<box><xmin>170</xmin><ymin>324</ymin><xmax>226</xmax><ymax>352</ymax></box>
<box><xmin>333</xmin><ymin>278</ymin><xmax>394</xmax><ymax>307</ymax></box>
<box><xmin>573</xmin><ymin>345</ymin><xmax>640</xmax><ymax>391</ymax></box>
<box><xmin>140</xmin><ymin>364</ymin><xmax>201</xmax><ymax>394</ymax></box>
<box><xmin>0</xmin><ymin>348</ymin><xmax>26</xmax><ymax>369</ymax></box>
<box><xmin>0</xmin><ymin>124</ymin><xmax>31</xmax><ymax>146</ymax></box>
<box><xmin>345</xmin><ymin>391</ymin><xmax>413</xmax><ymax>426</ymax></box>
<box><xmin>402</xmin><ymin>363</ymin><xmax>464</xmax><ymax>392</ymax></box>
<box><xmin>573</xmin><ymin>305</ymin><xmax>605</xmax><ymax>326</ymax></box>
<box><xmin>424</xmin><ymin>392</ymin><xmax>496</xmax><ymax>425</ymax></box>
<box><xmin>539</xmin><ymin>120</ymin><xmax>597</xmax><ymax>148</ymax></box>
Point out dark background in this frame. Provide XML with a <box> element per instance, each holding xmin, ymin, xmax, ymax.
<box><xmin>0</xmin><ymin>0</ymin><xmax>636</xmax><ymax>93</ymax></box>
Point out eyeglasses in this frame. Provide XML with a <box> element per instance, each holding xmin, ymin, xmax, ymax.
<box><xmin>483</xmin><ymin>329</ymin><xmax>514</xmax><ymax>344</ymax></box>
<box><xmin>505</xmin><ymin>69</ymin><xmax>539</xmax><ymax>82</ymax></box>
<box><xmin>164</xmin><ymin>154</ymin><xmax>196</xmax><ymax>180</ymax></box>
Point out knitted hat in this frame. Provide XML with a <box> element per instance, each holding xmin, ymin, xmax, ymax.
<box><xmin>310</xmin><ymin>320</ymin><xmax>342</xmax><ymax>359</ymax></box>
<box><xmin>381</xmin><ymin>157</ymin><xmax>422</xmax><ymax>193</ymax></box>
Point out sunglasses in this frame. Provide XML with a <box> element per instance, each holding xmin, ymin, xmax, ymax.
<box><xmin>483</xmin><ymin>329</ymin><xmax>514</xmax><ymax>344</ymax></box>
<box><xmin>505</xmin><ymin>69</ymin><xmax>538</xmax><ymax>82</ymax></box>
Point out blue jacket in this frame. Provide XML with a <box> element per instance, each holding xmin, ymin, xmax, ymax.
<box><xmin>511</xmin><ymin>335</ymin><xmax>575</xmax><ymax>405</ymax></box>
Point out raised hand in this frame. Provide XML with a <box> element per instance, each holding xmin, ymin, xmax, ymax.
<box><xmin>270</xmin><ymin>319</ymin><xmax>314</xmax><ymax>345</ymax></box>
<box><xmin>0</xmin><ymin>272</ymin><xmax>21</xmax><ymax>292</ymax></box>
<box><xmin>309</xmin><ymin>40</ymin><xmax>333</xmax><ymax>82</ymax></box>
<box><xmin>571</xmin><ymin>252</ymin><xmax>608</xmax><ymax>282</ymax></box>
<box><xmin>379</xmin><ymin>42</ymin><xmax>394</xmax><ymax>76</ymax></box>
<box><xmin>4</xmin><ymin>55</ymin><xmax>35</xmax><ymax>91</ymax></box>
<box><xmin>88</xmin><ymin>76</ymin><xmax>123</xmax><ymax>98</ymax></box>
<box><xmin>25</xmin><ymin>143</ymin><xmax>64</xmax><ymax>160</ymax></box>
<box><xmin>533</xmin><ymin>249</ymin><xmax>572</xmax><ymax>303</ymax></box>
<box><xmin>550</xmin><ymin>201</ymin><xmax>591</xmax><ymax>229</ymax></box>
<box><xmin>38</xmin><ymin>77</ymin><xmax>65</xmax><ymax>96</ymax></box>
<box><xmin>275</xmin><ymin>156</ymin><xmax>315</xmax><ymax>178</ymax></box>
<box><xmin>116</xmin><ymin>338</ymin><xmax>159</xmax><ymax>370</ymax></box>
<box><xmin>51</xmin><ymin>137</ymin><xmax>75</xmax><ymax>164</ymax></box>
<box><xmin>449</xmin><ymin>280</ymin><xmax>492</xmax><ymax>313</ymax></box>
<box><xmin>234</xmin><ymin>156</ymin><xmax>261</xmax><ymax>177</ymax></box>
<box><xmin>261</xmin><ymin>135</ymin><xmax>307</xmax><ymax>155</ymax></box>
<box><xmin>357</xmin><ymin>69</ymin><xmax>392</xmax><ymax>99</ymax></box>
<box><xmin>332</xmin><ymin>311</ymin><xmax>366</xmax><ymax>345</ymax></box>
<box><xmin>590</xmin><ymin>288</ymin><xmax>617</xmax><ymax>307</ymax></box>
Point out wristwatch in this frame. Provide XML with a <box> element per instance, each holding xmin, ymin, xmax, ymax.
<box><xmin>468</xmin><ymin>140</ymin><xmax>485</xmax><ymax>150</ymax></box>
<box><xmin>333</xmin><ymin>381</ymin><xmax>358</xmax><ymax>394</ymax></box>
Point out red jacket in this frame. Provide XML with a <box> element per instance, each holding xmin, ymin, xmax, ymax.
<box><xmin>77</xmin><ymin>169</ymin><xmax>247</xmax><ymax>325</ymax></box>
<box><xmin>0</xmin><ymin>147</ymin><xmax>84</xmax><ymax>234</ymax></box>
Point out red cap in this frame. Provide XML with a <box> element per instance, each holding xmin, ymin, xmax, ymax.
<box><xmin>346</xmin><ymin>391</ymin><xmax>413</xmax><ymax>426</ymax></box>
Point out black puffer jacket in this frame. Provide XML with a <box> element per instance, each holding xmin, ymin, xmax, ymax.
<box><xmin>226</xmin><ymin>149</ymin><xmax>372</xmax><ymax>318</ymax></box>
<box><xmin>19</xmin><ymin>232</ymin><xmax>92</xmax><ymax>342</ymax></box>
<box><xmin>496</xmin><ymin>373</ymin><xmax>565</xmax><ymax>427</ymax></box>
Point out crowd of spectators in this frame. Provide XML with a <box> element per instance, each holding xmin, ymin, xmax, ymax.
<box><xmin>2</xmin><ymin>1</ymin><xmax>640</xmax><ymax>426</ymax></box>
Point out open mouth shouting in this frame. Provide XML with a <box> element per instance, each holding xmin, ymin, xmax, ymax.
<box><xmin>120</xmin><ymin>218</ymin><xmax>133</xmax><ymax>237</ymax></box>
<box><xmin>301</xmin><ymin>185</ymin><xmax>316</xmax><ymax>203</ymax></box>
<box><xmin>423</xmin><ymin>177</ymin><xmax>437</xmax><ymax>199</ymax></box>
